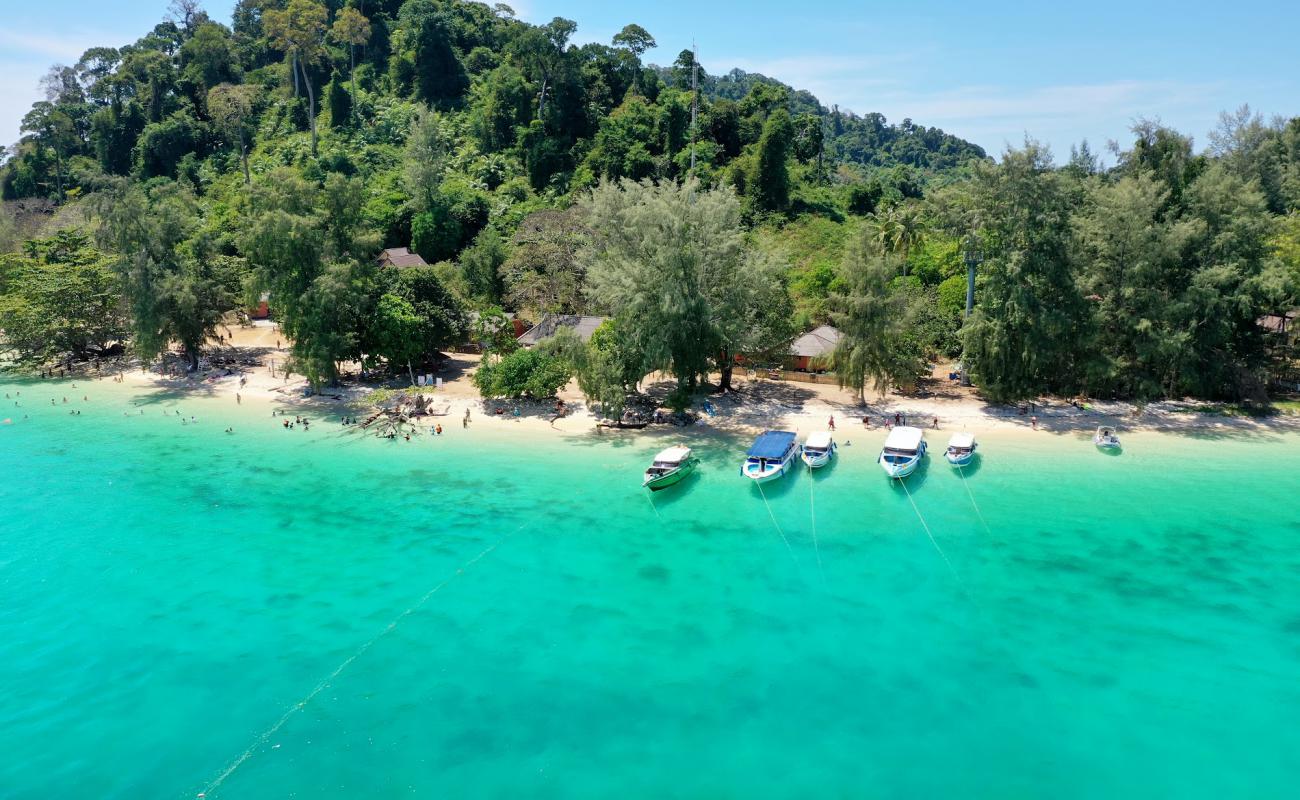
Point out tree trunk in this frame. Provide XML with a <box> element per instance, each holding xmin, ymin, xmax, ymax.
<box><xmin>719</xmin><ymin>349</ymin><xmax>734</xmax><ymax>391</ymax></box>
<box><xmin>292</xmin><ymin>53</ymin><xmax>299</xmax><ymax>97</ymax></box>
<box><xmin>239</xmin><ymin>132</ymin><xmax>250</xmax><ymax>186</ymax></box>
<box><xmin>537</xmin><ymin>75</ymin><xmax>549</xmax><ymax>119</ymax></box>
<box><xmin>407</xmin><ymin>360</ymin><xmax>416</xmax><ymax>387</ymax></box>
<box><xmin>186</xmin><ymin>347</ymin><xmax>199</xmax><ymax>373</ymax></box>
<box><xmin>299</xmin><ymin>59</ymin><xmax>317</xmax><ymax>155</ymax></box>
<box><xmin>350</xmin><ymin>47</ymin><xmax>358</xmax><ymax>126</ymax></box>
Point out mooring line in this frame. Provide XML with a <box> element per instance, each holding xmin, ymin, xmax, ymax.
<box><xmin>898</xmin><ymin>475</ymin><xmax>964</xmax><ymax>591</ymax></box>
<box><xmin>193</xmin><ymin>504</ymin><xmax>554</xmax><ymax>798</ymax></box>
<box><xmin>807</xmin><ymin>465</ymin><xmax>826</xmax><ymax>585</ymax></box>
<box><xmin>956</xmin><ymin>464</ymin><xmax>996</xmax><ymax>539</ymax></box>
<box><xmin>755</xmin><ymin>478</ymin><xmax>799</xmax><ymax>566</ymax></box>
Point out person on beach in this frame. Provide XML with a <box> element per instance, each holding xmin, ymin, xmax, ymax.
<box><xmin>828</xmin><ymin>416</ymin><xmax>836</xmax><ymax>431</ymax></box>
<box><xmin>933</xmin><ymin>417</ymin><xmax>939</xmax><ymax>429</ymax></box>
<box><xmin>236</xmin><ymin>393</ymin><xmax>241</xmax><ymax>405</ymax></box>
<box><xmin>894</xmin><ymin>413</ymin><xmax>901</xmax><ymax>426</ymax></box>
<box><xmin>435</xmin><ymin>424</ymin><xmax>443</xmax><ymax>435</ymax></box>
<box><xmin>862</xmin><ymin>415</ymin><xmax>870</xmax><ymax>428</ymax></box>
<box><xmin>1031</xmin><ymin>416</ymin><xmax>1038</xmax><ymax>430</ymax></box>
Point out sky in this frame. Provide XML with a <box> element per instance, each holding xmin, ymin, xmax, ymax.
<box><xmin>3</xmin><ymin>0</ymin><xmax>1299</xmax><ymax>164</ymax></box>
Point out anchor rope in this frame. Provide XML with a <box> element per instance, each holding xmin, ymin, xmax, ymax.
<box><xmin>193</xmin><ymin>496</ymin><xmax>569</xmax><ymax>798</ymax></box>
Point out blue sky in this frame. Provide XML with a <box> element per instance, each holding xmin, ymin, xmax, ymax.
<box><xmin>3</xmin><ymin>0</ymin><xmax>1299</xmax><ymax>163</ymax></box>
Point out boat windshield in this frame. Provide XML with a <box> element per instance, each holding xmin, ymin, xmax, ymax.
<box><xmin>804</xmin><ymin>447</ymin><xmax>825</xmax><ymax>455</ymax></box>
<box><xmin>883</xmin><ymin>448</ymin><xmax>916</xmax><ymax>462</ymax></box>
<box><xmin>948</xmin><ymin>446</ymin><xmax>971</xmax><ymax>455</ymax></box>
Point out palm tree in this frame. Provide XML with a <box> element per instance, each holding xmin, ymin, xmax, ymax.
<box><xmin>866</xmin><ymin>203</ymin><xmax>927</xmax><ymax>276</ymax></box>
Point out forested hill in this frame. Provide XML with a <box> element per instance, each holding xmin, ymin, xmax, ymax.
<box><xmin>1</xmin><ymin>1</ymin><xmax>1297</xmax><ymax>406</ymax></box>
<box><xmin>0</xmin><ymin>1</ymin><xmax>983</xmax><ymax>211</ymax></box>
<box><xmin>657</xmin><ymin>63</ymin><xmax>987</xmax><ymax>171</ymax></box>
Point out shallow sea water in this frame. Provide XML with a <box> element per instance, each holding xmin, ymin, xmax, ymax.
<box><xmin>2</xmin><ymin>379</ymin><xmax>1299</xmax><ymax>798</ymax></box>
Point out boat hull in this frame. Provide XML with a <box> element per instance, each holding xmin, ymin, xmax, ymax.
<box><xmin>801</xmin><ymin>444</ymin><xmax>835</xmax><ymax>469</ymax></box>
<box><xmin>644</xmin><ymin>459</ymin><xmax>697</xmax><ymax>491</ymax></box>
<box><xmin>945</xmin><ymin>448</ymin><xmax>975</xmax><ymax>467</ymax></box>
<box><xmin>879</xmin><ymin>442</ymin><xmax>926</xmax><ymax>479</ymax></box>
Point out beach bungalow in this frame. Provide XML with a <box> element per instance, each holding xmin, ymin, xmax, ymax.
<box><xmin>379</xmin><ymin>247</ymin><xmax>428</xmax><ymax>269</ymax></box>
<box><xmin>1259</xmin><ymin>309</ymin><xmax>1299</xmax><ymax>346</ymax></box>
<box><xmin>517</xmin><ymin>314</ymin><xmax>608</xmax><ymax>347</ymax></box>
<box><xmin>786</xmin><ymin>325</ymin><xmax>841</xmax><ymax>371</ymax></box>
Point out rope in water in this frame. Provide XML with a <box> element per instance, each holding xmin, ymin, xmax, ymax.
<box><xmin>193</xmin><ymin>504</ymin><xmax>556</xmax><ymax>798</ymax></box>
<box><xmin>956</xmin><ymin>464</ymin><xmax>996</xmax><ymax>539</ymax></box>
<box><xmin>898</xmin><ymin>473</ymin><xmax>965</xmax><ymax>591</ymax></box>
<box><xmin>807</xmin><ymin>463</ymin><xmax>827</xmax><ymax>585</ymax></box>
<box><xmin>755</xmin><ymin>476</ymin><xmax>799</xmax><ymax>566</ymax></box>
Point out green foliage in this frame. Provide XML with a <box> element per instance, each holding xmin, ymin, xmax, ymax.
<box><xmin>829</xmin><ymin>234</ymin><xmax>927</xmax><ymax>397</ymax></box>
<box><xmin>581</xmin><ymin>179</ymin><xmax>793</xmax><ymax>390</ymax></box>
<box><xmin>0</xmin><ymin>231</ymin><xmax>128</xmax><ymax>363</ymax></box>
<box><xmin>750</xmin><ymin>108</ymin><xmax>793</xmax><ymax>212</ymax></box>
<box><xmin>960</xmin><ymin>143</ymin><xmax>1090</xmax><ymax>401</ymax></box>
<box><xmin>472</xmin><ymin>347</ymin><xmax>571</xmax><ymax>398</ymax></box>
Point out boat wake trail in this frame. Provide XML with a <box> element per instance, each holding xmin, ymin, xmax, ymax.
<box><xmin>192</xmin><ymin>506</ymin><xmax>553</xmax><ymax>798</ymax></box>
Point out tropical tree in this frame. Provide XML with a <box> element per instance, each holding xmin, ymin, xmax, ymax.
<box><xmin>207</xmin><ymin>83</ymin><xmax>256</xmax><ymax>185</ymax></box>
<box><xmin>263</xmin><ymin>0</ymin><xmax>328</xmax><ymax>155</ymax></box>
<box><xmin>329</xmin><ymin>6</ymin><xmax>371</xmax><ymax>125</ymax></box>
<box><xmin>581</xmin><ymin>179</ymin><xmax>792</xmax><ymax>391</ymax></box>
<box><xmin>828</xmin><ymin>236</ymin><xmax>927</xmax><ymax>399</ymax></box>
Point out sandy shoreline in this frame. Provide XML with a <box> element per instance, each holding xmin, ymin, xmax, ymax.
<box><xmin>7</xmin><ymin>321</ymin><xmax>1300</xmax><ymax>448</ymax></box>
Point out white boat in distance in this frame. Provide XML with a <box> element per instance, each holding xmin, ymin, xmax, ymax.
<box><xmin>741</xmin><ymin>430</ymin><xmax>800</xmax><ymax>483</ymax></box>
<box><xmin>944</xmin><ymin>432</ymin><xmax>977</xmax><ymax>467</ymax></box>
<box><xmin>800</xmin><ymin>431</ymin><xmax>837</xmax><ymax>469</ymax></box>
<box><xmin>879</xmin><ymin>426</ymin><xmax>927</xmax><ymax>479</ymax></box>
<box><xmin>1094</xmin><ymin>426</ymin><xmax>1122</xmax><ymax>450</ymax></box>
<box><xmin>643</xmin><ymin>446</ymin><xmax>699</xmax><ymax>491</ymax></box>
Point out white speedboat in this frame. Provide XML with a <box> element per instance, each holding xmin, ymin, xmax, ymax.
<box><xmin>944</xmin><ymin>432</ymin><xmax>977</xmax><ymax>467</ymax></box>
<box><xmin>879</xmin><ymin>426</ymin><xmax>927</xmax><ymax>479</ymax></box>
<box><xmin>800</xmin><ymin>431</ymin><xmax>837</xmax><ymax>469</ymax></box>
<box><xmin>1094</xmin><ymin>426</ymin><xmax>1121</xmax><ymax>450</ymax></box>
<box><xmin>642</xmin><ymin>446</ymin><xmax>698</xmax><ymax>491</ymax></box>
<box><xmin>741</xmin><ymin>430</ymin><xmax>799</xmax><ymax>483</ymax></box>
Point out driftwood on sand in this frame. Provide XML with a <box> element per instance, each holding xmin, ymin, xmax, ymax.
<box><xmin>358</xmin><ymin>391</ymin><xmax>449</xmax><ymax>437</ymax></box>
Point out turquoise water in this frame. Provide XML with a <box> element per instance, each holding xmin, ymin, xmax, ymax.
<box><xmin>2</xmin><ymin>380</ymin><xmax>1299</xmax><ymax>799</ymax></box>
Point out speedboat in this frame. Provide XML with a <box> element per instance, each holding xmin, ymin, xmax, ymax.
<box><xmin>879</xmin><ymin>426</ymin><xmax>927</xmax><ymax>479</ymax></box>
<box><xmin>642</xmin><ymin>446</ymin><xmax>698</xmax><ymax>491</ymax></box>
<box><xmin>741</xmin><ymin>430</ymin><xmax>799</xmax><ymax>483</ymax></box>
<box><xmin>944</xmin><ymin>432</ymin><xmax>977</xmax><ymax>467</ymax></box>
<box><xmin>800</xmin><ymin>431</ymin><xmax>837</xmax><ymax>469</ymax></box>
<box><xmin>1094</xmin><ymin>426</ymin><xmax>1121</xmax><ymax>450</ymax></box>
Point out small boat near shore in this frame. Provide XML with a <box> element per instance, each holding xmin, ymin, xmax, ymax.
<box><xmin>642</xmin><ymin>446</ymin><xmax>699</xmax><ymax>491</ymax></box>
<box><xmin>800</xmin><ymin>431</ymin><xmax>837</xmax><ymax>469</ymax></box>
<box><xmin>879</xmin><ymin>426</ymin><xmax>927</xmax><ymax>479</ymax></box>
<box><xmin>1094</xmin><ymin>426</ymin><xmax>1122</xmax><ymax>450</ymax></box>
<box><xmin>741</xmin><ymin>430</ymin><xmax>799</xmax><ymax>483</ymax></box>
<box><xmin>944</xmin><ymin>432</ymin><xmax>977</xmax><ymax>467</ymax></box>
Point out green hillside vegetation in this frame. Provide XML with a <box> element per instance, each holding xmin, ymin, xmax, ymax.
<box><xmin>1</xmin><ymin>1</ymin><xmax>1298</xmax><ymax>405</ymax></box>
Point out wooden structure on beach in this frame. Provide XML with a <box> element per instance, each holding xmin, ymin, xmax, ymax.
<box><xmin>517</xmin><ymin>314</ymin><xmax>608</xmax><ymax>347</ymax></box>
<box><xmin>786</xmin><ymin>325</ymin><xmax>841</xmax><ymax>372</ymax></box>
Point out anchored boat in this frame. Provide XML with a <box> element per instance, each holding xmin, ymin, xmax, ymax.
<box><xmin>800</xmin><ymin>431</ymin><xmax>837</xmax><ymax>469</ymax></box>
<box><xmin>1094</xmin><ymin>426</ymin><xmax>1121</xmax><ymax>450</ymax></box>
<box><xmin>741</xmin><ymin>430</ymin><xmax>799</xmax><ymax>484</ymax></box>
<box><xmin>944</xmin><ymin>432</ymin><xmax>977</xmax><ymax>467</ymax></box>
<box><xmin>642</xmin><ymin>446</ymin><xmax>699</xmax><ymax>491</ymax></box>
<box><xmin>879</xmin><ymin>426</ymin><xmax>927</xmax><ymax>479</ymax></box>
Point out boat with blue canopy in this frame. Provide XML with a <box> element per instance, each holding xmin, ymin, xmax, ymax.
<box><xmin>741</xmin><ymin>430</ymin><xmax>799</xmax><ymax>483</ymax></box>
